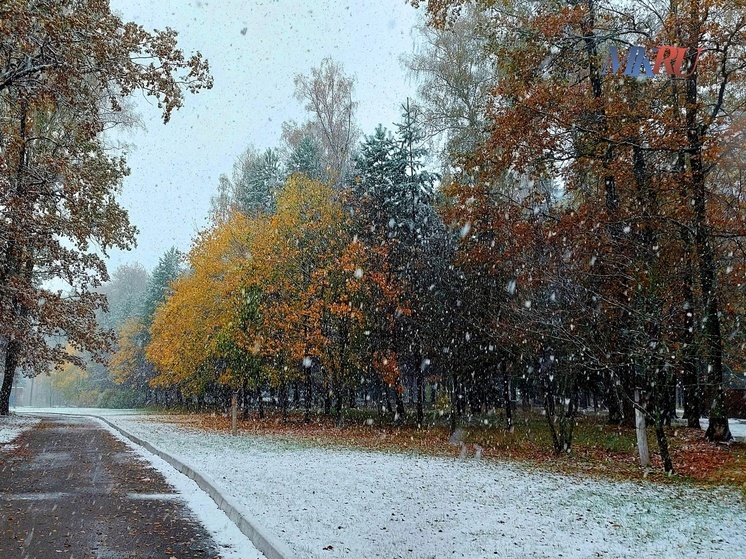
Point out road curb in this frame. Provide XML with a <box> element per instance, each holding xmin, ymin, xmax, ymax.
<box><xmin>36</xmin><ymin>412</ymin><xmax>295</xmax><ymax>559</ymax></box>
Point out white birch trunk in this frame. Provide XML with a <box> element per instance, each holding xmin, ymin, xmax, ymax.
<box><xmin>635</xmin><ymin>389</ymin><xmax>650</xmax><ymax>467</ymax></box>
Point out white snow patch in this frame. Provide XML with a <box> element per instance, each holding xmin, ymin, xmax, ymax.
<box><xmin>0</xmin><ymin>415</ymin><xmax>39</xmax><ymax>444</ymax></box>
<box><xmin>94</xmin><ymin>412</ymin><xmax>746</xmax><ymax>559</ymax></box>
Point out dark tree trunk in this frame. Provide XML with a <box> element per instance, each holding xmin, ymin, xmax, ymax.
<box><xmin>0</xmin><ymin>341</ymin><xmax>20</xmax><ymax>416</ymax></box>
<box><xmin>621</xmin><ymin>374</ymin><xmax>636</xmax><ymax>429</ymax></box>
<box><xmin>280</xmin><ymin>382</ymin><xmax>288</xmax><ymax>422</ymax></box>
<box><xmin>322</xmin><ymin>368</ymin><xmax>331</xmax><ymax>415</ymax></box>
<box><xmin>685</xmin><ymin>41</ymin><xmax>731</xmax><ymax>442</ymax></box>
<box><xmin>654</xmin><ymin>418</ymin><xmax>674</xmax><ymax>474</ymax></box>
<box><xmin>449</xmin><ymin>372</ymin><xmax>458</xmax><ymax>435</ymax></box>
<box><xmin>384</xmin><ymin>384</ymin><xmax>393</xmax><ymax>414</ymax></box>
<box><xmin>606</xmin><ymin>371</ymin><xmax>623</xmax><ymax>425</ymax></box>
<box><xmin>395</xmin><ymin>386</ymin><xmax>405</xmax><ymax>419</ymax></box>
<box><xmin>335</xmin><ymin>387</ymin><xmax>343</xmax><ymax>428</ymax></box>
<box><xmin>415</xmin><ymin>362</ymin><xmax>424</xmax><ymax>428</ymax></box>
<box><xmin>257</xmin><ymin>387</ymin><xmax>265</xmax><ymax>419</ymax></box>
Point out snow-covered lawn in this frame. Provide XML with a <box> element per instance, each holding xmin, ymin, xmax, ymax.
<box><xmin>0</xmin><ymin>414</ymin><xmax>39</xmax><ymax>445</ymax></box>
<box><xmin>20</xmin><ymin>409</ymin><xmax>743</xmax><ymax>559</ymax></box>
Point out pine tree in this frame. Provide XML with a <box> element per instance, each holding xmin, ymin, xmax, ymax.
<box><xmin>235</xmin><ymin>148</ymin><xmax>283</xmax><ymax>216</ymax></box>
<box><xmin>143</xmin><ymin>248</ymin><xmax>183</xmax><ymax>328</ymax></box>
<box><xmin>287</xmin><ymin>134</ymin><xmax>323</xmax><ymax>182</ymax></box>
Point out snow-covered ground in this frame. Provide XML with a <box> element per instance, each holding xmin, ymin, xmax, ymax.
<box><xmin>0</xmin><ymin>414</ymin><xmax>39</xmax><ymax>445</ymax></box>
<box><xmin>19</xmin><ymin>407</ymin><xmax>746</xmax><ymax>559</ymax></box>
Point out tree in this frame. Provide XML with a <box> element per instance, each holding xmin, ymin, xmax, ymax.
<box><xmin>403</xmin><ymin>2</ymin><xmax>495</xmax><ymax>178</ymax></box>
<box><xmin>210</xmin><ymin>145</ymin><xmax>284</xmax><ymax>220</ymax></box>
<box><xmin>294</xmin><ymin>58</ymin><xmax>359</xmax><ymax>185</ymax></box>
<box><xmin>97</xmin><ymin>263</ymin><xmax>150</xmax><ymax>332</ymax></box>
<box><xmin>147</xmin><ymin>212</ymin><xmax>258</xmax><ymax>397</ymax></box>
<box><xmin>109</xmin><ymin>317</ymin><xmax>153</xmax><ymax>400</ymax></box>
<box><xmin>414</xmin><ymin>0</ymin><xmax>746</xmax><ymax>461</ymax></box>
<box><xmin>350</xmin><ymin>105</ymin><xmax>446</xmax><ymax>426</ymax></box>
<box><xmin>246</xmin><ymin>175</ymin><xmax>356</xmax><ymax>420</ymax></box>
<box><xmin>286</xmin><ymin>134</ymin><xmax>324</xmax><ymax>182</ymax></box>
<box><xmin>0</xmin><ymin>0</ymin><xmax>212</xmax><ymax>415</ymax></box>
<box><xmin>143</xmin><ymin>248</ymin><xmax>183</xmax><ymax>328</ymax></box>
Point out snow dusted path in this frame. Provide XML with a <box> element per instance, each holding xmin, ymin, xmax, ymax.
<box><xmin>18</xmin><ymin>409</ymin><xmax>746</xmax><ymax>559</ymax></box>
<box><xmin>0</xmin><ymin>414</ymin><xmax>263</xmax><ymax>559</ymax></box>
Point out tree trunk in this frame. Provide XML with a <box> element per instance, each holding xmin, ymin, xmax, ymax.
<box><xmin>280</xmin><ymin>382</ymin><xmax>288</xmax><ymax>422</ymax></box>
<box><xmin>415</xmin><ymin>368</ymin><xmax>424</xmax><ymax>428</ymax></box>
<box><xmin>0</xmin><ymin>341</ymin><xmax>20</xmax><ymax>415</ymax></box>
<box><xmin>501</xmin><ymin>360</ymin><xmax>513</xmax><ymax>432</ymax></box>
<box><xmin>257</xmin><ymin>387</ymin><xmax>265</xmax><ymax>419</ymax></box>
<box><xmin>606</xmin><ymin>372</ymin><xmax>623</xmax><ymax>424</ymax></box>
<box><xmin>395</xmin><ymin>388</ymin><xmax>405</xmax><ymax>420</ymax></box>
<box><xmin>304</xmin><ymin>367</ymin><xmax>312</xmax><ymax>424</ymax></box>
<box><xmin>654</xmin><ymin>418</ymin><xmax>674</xmax><ymax>474</ymax></box>
<box><xmin>635</xmin><ymin>389</ymin><xmax>650</xmax><ymax>467</ymax></box>
<box><xmin>449</xmin><ymin>372</ymin><xmax>458</xmax><ymax>435</ymax></box>
<box><xmin>335</xmin><ymin>387</ymin><xmax>343</xmax><ymax>428</ymax></box>
<box><xmin>231</xmin><ymin>392</ymin><xmax>238</xmax><ymax>436</ymax></box>
<box><xmin>685</xmin><ymin>33</ymin><xmax>731</xmax><ymax>442</ymax></box>
<box><xmin>322</xmin><ymin>367</ymin><xmax>331</xmax><ymax>415</ymax></box>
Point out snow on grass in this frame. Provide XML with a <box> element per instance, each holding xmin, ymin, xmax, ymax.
<box><xmin>0</xmin><ymin>414</ymin><xmax>39</xmax><ymax>445</ymax></box>
<box><xmin>83</xmin><ymin>412</ymin><xmax>746</xmax><ymax>559</ymax></box>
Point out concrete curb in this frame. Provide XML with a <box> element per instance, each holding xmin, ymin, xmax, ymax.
<box><xmin>33</xmin><ymin>411</ymin><xmax>295</xmax><ymax>559</ymax></box>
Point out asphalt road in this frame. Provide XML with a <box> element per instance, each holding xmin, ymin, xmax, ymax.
<box><xmin>0</xmin><ymin>415</ymin><xmax>229</xmax><ymax>558</ymax></box>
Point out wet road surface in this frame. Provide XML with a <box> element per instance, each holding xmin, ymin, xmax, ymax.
<box><xmin>0</xmin><ymin>415</ymin><xmax>230</xmax><ymax>558</ymax></box>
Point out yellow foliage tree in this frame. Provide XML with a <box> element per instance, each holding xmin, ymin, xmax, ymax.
<box><xmin>147</xmin><ymin>211</ymin><xmax>258</xmax><ymax>395</ymax></box>
<box><xmin>145</xmin><ymin>174</ymin><xmax>409</xmax><ymax>418</ymax></box>
<box><xmin>244</xmin><ymin>175</ymin><xmax>358</xmax><ymax>418</ymax></box>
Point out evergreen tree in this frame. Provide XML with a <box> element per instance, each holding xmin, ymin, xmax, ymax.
<box><xmin>143</xmin><ymin>248</ymin><xmax>183</xmax><ymax>328</ymax></box>
<box><xmin>351</xmin><ymin>106</ymin><xmax>446</xmax><ymax>425</ymax></box>
<box><xmin>352</xmin><ymin>125</ymin><xmax>405</xmax><ymax>238</ymax></box>
<box><xmin>393</xmin><ymin>99</ymin><xmax>439</xmax><ymax>245</ymax></box>
<box><xmin>235</xmin><ymin>148</ymin><xmax>283</xmax><ymax>216</ymax></box>
<box><xmin>287</xmin><ymin>134</ymin><xmax>323</xmax><ymax>181</ymax></box>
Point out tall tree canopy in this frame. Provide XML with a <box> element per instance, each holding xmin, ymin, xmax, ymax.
<box><xmin>412</xmin><ymin>0</ymin><xmax>746</xmax><ymax>455</ymax></box>
<box><xmin>0</xmin><ymin>0</ymin><xmax>212</xmax><ymax>414</ymax></box>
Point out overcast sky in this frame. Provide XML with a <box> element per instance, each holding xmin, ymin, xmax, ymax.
<box><xmin>105</xmin><ymin>0</ymin><xmax>424</xmax><ymax>273</ymax></box>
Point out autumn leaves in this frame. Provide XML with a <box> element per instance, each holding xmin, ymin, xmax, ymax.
<box><xmin>139</xmin><ymin>176</ymin><xmax>402</xmax><ymax>417</ymax></box>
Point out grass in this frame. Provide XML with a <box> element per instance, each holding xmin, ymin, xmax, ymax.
<box><xmin>137</xmin><ymin>405</ymin><xmax>746</xmax><ymax>491</ymax></box>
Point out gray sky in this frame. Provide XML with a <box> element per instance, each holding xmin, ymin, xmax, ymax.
<box><xmin>106</xmin><ymin>0</ymin><xmax>424</xmax><ymax>273</ymax></box>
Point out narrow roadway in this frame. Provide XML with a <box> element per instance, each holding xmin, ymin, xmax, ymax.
<box><xmin>0</xmin><ymin>415</ymin><xmax>229</xmax><ymax>558</ymax></box>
